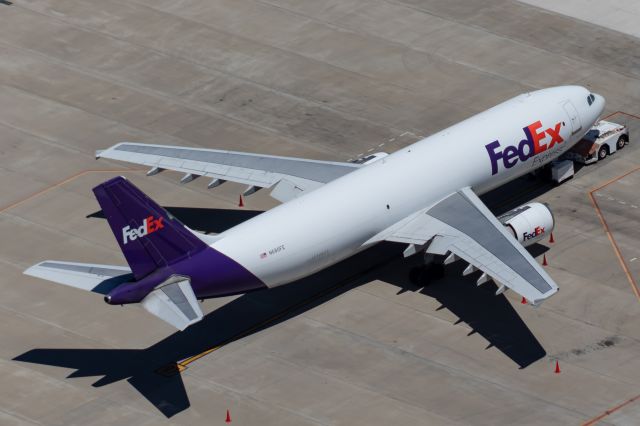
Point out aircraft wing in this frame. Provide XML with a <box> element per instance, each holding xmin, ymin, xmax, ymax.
<box><xmin>376</xmin><ymin>187</ymin><xmax>558</xmax><ymax>305</ymax></box>
<box><xmin>97</xmin><ymin>142</ymin><xmax>360</xmax><ymax>202</ymax></box>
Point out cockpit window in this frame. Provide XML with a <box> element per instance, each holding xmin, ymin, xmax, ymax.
<box><xmin>587</xmin><ymin>94</ymin><xmax>595</xmax><ymax>106</ymax></box>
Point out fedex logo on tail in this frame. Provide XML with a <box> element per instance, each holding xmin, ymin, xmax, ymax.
<box><xmin>485</xmin><ymin>121</ymin><xmax>564</xmax><ymax>175</ymax></box>
<box><xmin>122</xmin><ymin>216</ymin><xmax>164</xmax><ymax>245</ymax></box>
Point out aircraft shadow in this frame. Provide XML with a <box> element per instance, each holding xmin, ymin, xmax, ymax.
<box><xmin>481</xmin><ymin>174</ymin><xmax>556</xmax><ymax>215</ymax></box>
<box><xmin>377</xmin><ymin>252</ymin><xmax>547</xmax><ymax>370</ymax></box>
<box><xmin>18</xmin><ymin>206</ymin><xmax>549</xmax><ymax>417</ymax></box>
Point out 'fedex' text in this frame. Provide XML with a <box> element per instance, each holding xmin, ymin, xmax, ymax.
<box><xmin>122</xmin><ymin>215</ymin><xmax>164</xmax><ymax>245</ymax></box>
<box><xmin>485</xmin><ymin>121</ymin><xmax>564</xmax><ymax>175</ymax></box>
<box><xmin>523</xmin><ymin>226</ymin><xmax>545</xmax><ymax>241</ymax></box>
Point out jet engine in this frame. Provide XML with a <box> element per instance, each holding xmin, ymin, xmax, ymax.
<box><xmin>498</xmin><ymin>202</ymin><xmax>554</xmax><ymax>247</ymax></box>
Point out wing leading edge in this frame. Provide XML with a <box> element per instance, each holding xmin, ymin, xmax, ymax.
<box><xmin>97</xmin><ymin>142</ymin><xmax>360</xmax><ymax>202</ymax></box>
<box><xmin>379</xmin><ymin>187</ymin><xmax>558</xmax><ymax>304</ymax></box>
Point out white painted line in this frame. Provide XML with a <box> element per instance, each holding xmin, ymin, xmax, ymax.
<box><xmin>632</xmin><ymin>205</ymin><xmax>638</xmax><ymax>209</ymax></box>
<box><xmin>378</xmin><ymin>143</ymin><xmax>385</xmax><ymax>147</ymax></box>
<box><xmin>595</xmin><ymin>193</ymin><xmax>603</xmax><ymax>197</ymax></box>
<box><xmin>388</xmin><ymin>138</ymin><xmax>395</xmax><ymax>142</ymax></box>
<box><xmin>399</xmin><ymin>131</ymin><xmax>410</xmax><ymax>137</ymax></box>
<box><xmin>619</xmin><ymin>201</ymin><xmax>627</xmax><ymax>205</ymax></box>
<box><xmin>630</xmin><ymin>257</ymin><xmax>637</xmax><ymax>263</ymax></box>
<box><xmin>367</xmin><ymin>148</ymin><xmax>374</xmax><ymax>153</ymax></box>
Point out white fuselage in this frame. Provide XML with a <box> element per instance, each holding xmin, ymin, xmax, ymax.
<box><xmin>212</xmin><ymin>86</ymin><xmax>604</xmax><ymax>287</ymax></box>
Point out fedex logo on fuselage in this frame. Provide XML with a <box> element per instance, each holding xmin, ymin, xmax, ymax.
<box><xmin>122</xmin><ymin>216</ymin><xmax>164</xmax><ymax>245</ymax></box>
<box><xmin>485</xmin><ymin>120</ymin><xmax>564</xmax><ymax>175</ymax></box>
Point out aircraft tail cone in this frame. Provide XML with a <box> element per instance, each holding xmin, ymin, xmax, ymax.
<box><xmin>542</xmin><ymin>254</ymin><xmax>548</xmax><ymax>266</ymax></box>
<box><xmin>238</xmin><ymin>195</ymin><xmax>244</xmax><ymax>208</ymax></box>
<box><xmin>549</xmin><ymin>232</ymin><xmax>555</xmax><ymax>244</ymax></box>
<box><xmin>521</xmin><ymin>296</ymin><xmax>527</xmax><ymax>304</ymax></box>
<box><xmin>554</xmin><ymin>360</ymin><xmax>561</xmax><ymax>374</ymax></box>
<box><xmin>226</xmin><ymin>409</ymin><xmax>232</xmax><ymax>423</ymax></box>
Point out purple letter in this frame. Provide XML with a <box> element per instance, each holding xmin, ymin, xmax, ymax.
<box><xmin>485</xmin><ymin>140</ymin><xmax>503</xmax><ymax>175</ymax></box>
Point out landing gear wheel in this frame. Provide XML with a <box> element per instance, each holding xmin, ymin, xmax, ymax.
<box><xmin>409</xmin><ymin>266</ymin><xmax>423</xmax><ymax>285</ymax></box>
<box><xmin>598</xmin><ymin>146</ymin><xmax>608</xmax><ymax>160</ymax></box>
<box><xmin>429</xmin><ymin>263</ymin><xmax>445</xmax><ymax>280</ymax></box>
<box><xmin>616</xmin><ymin>136</ymin><xmax>626</xmax><ymax>150</ymax></box>
<box><xmin>409</xmin><ymin>266</ymin><xmax>431</xmax><ymax>286</ymax></box>
<box><xmin>408</xmin><ymin>264</ymin><xmax>445</xmax><ymax>287</ymax></box>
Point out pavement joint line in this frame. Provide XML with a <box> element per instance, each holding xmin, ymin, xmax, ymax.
<box><xmin>256</xmin><ymin>0</ymin><xmax>539</xmax><ymax>94</ymax></box>
<box><xmin>125</xmin><ymin>0</ymin><xmax>476</xmax><ymax>115</ymax></box>
<box><xmin>175</xmin><ymin>262</ymin><xmax>386</xmax><ymax>369</ymax></box>
<box><xmin>0</xmin><ymin>118</ymin><xmax>95</xmax><ymax>159</ymax></box>
<box><xmin>4</xmin><ymin>6</ymin><xmax>399</xmax><ymax>159</ymax></box>
<box><xmin>582</xmin><ymin>393</ymin><xmax>640</xmax><ymax>426</ymax></box>
<box><xmin>583</xmin><ymin>165</ymin><xmax>640</xmax><ymax>425</ymax></box>
<box><xmin>587</xmin><ymin>166</ymin><xmax>640</xmax><ymax>302</ymax></box>
<box><xmin>266</xmin><ymin>317</ymin><xmax>592</xmax><ymax>423</ymax></box>
<box><xmin>0</xmin><ymin>40</ymin><xmax>342</xmax><ymax>160</ymax></box>
<box><xmin>602</xmin><ymin>110</ymin><xmax>640</xmax><ymax>121</ymax></box>
<box><xmin>381</xmin><ymin>0</ymin><xmax>638</xmax><ymax>84</ymax></box>
<box><xmin>0</xmin><ymin>169</ymin><xmax>143</xmax><ymax>214</ymax></box>
<box><xmin>356</xmin><ymin>279</ymin><xmax>640</xmax><ymax>388</ymax></box>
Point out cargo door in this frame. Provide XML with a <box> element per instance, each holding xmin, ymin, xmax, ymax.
<box><xmin>563</xmin><ymin>101</ymin><xmax>582</xmax><ymax>134</ymax></box>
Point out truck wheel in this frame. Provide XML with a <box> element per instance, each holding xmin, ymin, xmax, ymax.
<box><xmin>598</xmin><ymin>146</ymin><xmax>608</xmax><ymax>160</ymax></box>
<box><xmin>617</xmin><ymin>136</ymin><xmax>626</xmax><ymax>150</ymax></box>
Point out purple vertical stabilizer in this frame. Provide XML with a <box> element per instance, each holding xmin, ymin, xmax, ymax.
<box><xmin>94</xmin><ymin>176</ymin><xmax>267</xmax><ymax>305</ymax></box>
<box><xmin>93</xmin><ymin>176</ymin><xmax>208</xmax><ymax>280</ymax></box>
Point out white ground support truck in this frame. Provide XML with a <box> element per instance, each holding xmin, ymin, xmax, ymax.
<box><xmin>545</xmin><ymin>120</ymin><xmax>629</xmax><ymax>184</ymax></box>
<box><xmin>563</xmin><ymin>120</ymin><xmax>629</xmax><ymax>164</ymax></box>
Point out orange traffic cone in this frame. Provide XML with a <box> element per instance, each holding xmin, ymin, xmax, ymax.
<box><xmin>521</xmin><ymin>296</ymin><xmax>527</xmax><ymax>304</ymax></box>
<box><xmin>226</xmin><ymin>409</ymin><xmax>232</xmax><ymax>423</ymax></box>
<box><xmin>542</xmin><ymin>254</ymin><xmax>548</xmax><ymax>266</ymax></box>
<box><xmin>238</xmin><ymin>195</ymin><xmax>244</xmax><ymax>208</ymax></box>
<box><xmin>554</xmin><ymin>360</ymin><xmax>561</xmax><ymax>374</ymax></box>
<box><xmin>549</xmin><ymin>232</ymin><xmax>555</xmax><ymax>244</ymax></box>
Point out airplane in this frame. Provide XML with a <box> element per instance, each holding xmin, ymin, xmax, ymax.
<box><xmin>24</xmin><ymin>86</ymin><xmax>605</xmax><ymax>330</ymax></box>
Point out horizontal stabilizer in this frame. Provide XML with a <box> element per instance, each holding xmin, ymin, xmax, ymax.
<box><xmin>140</xmin><ymin>276</ymin><xmax>203</xmax><ymax>330</ymax></box>
<box><xmin>24</xmin><ymin>261</ymin><xmax>132</xmax><ymax>295</ymax></box>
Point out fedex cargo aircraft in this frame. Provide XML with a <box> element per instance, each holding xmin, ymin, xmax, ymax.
<box><xmin>25</xmin><ymin>86</ymin><xmax>605</xmax><ymax>330</ymax></box>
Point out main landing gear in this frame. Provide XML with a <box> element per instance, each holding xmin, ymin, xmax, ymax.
<box><xmin>409</xmin><ymin>253</ymin><xmax>445</xmax><ymax>286</ymax></box>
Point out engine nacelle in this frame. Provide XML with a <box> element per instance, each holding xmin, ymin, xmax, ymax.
<box><xmin>498</xmin><ymin>202</ymin><xmax>554</xmax><ymax>247</ymax></box>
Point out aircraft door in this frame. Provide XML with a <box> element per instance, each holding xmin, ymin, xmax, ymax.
<box><xmin>563</xmin><ymin>100</ymin><xmax>582</xmax><ymax>135</ymax></box>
